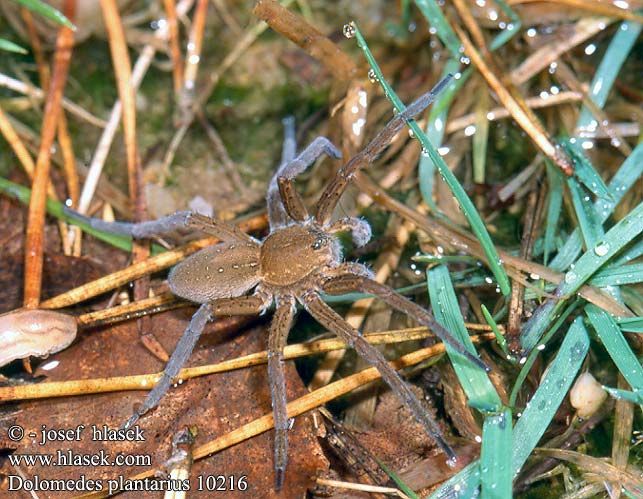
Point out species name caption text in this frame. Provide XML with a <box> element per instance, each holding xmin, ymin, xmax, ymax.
<box><xmin>5</xmin><ymin>424</ymin><xmax>248</xmax><ymax>493</ymax></box>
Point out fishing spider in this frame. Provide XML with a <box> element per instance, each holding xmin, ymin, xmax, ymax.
<box><xmin>68</xmin><ymin>76</ymin><xmax>485</xmax><ymax>489</ymax></box>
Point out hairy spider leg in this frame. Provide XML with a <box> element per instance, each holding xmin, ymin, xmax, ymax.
<box><xmin>63</xmin><ymin>208</ymin><xmax>255</xmax><ymax>244</ymax></box>
<box><xmin>267</xmin><ymin>296</ymin><xmax>296</xmax><ymax>490</ymax></box>
<box><xmin>123</xmin><ymin>295</ymin><xmax>265</xmax><ymax>430</ymax></box>
<box><xmin>267</xmin><ymin>136</ymin><xmax>342</xmax><ymax>229</ymax></box>
<box><xmin>321</xmin><ymin>271</ymin><xmax>488</xmax><ymax>371</ymax></box>
<box><xmin>301</xmin><ymin>292</ymin><xmax>457</xmax><ymax>462</ymax></box>
<box><xmin>315</xmin><ymin>75</ymin><xmax>452</xmax><ymax>225</ymax></box>
<box><xmin>277</xmin><ymin>176</ymin><xmax>308</xmax><ymax>223</ymax></box>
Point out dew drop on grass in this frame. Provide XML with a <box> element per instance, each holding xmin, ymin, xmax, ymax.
<box><xmin>564</xmin><ymin>271</ymin><xmax>577</xmax><ymax>284</ymax></box>
<box><xmin>342</xmin><ymin>22</ymin><xmax>356</xmax><ymax>38</ymax></box>
<box><xmin>367</xmin><ymin>68</ymin><xmax>378</xmax><ymax>83</ymax></box>
<box><xmin>594</xmin><ymin>241</ymin><xmax>610</xmax><ymax>256</ymax></box>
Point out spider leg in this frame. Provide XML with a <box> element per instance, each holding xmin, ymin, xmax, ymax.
<box><xmin>267</xmin><ymin>136</ymin><xmax>342</xmax><ymax>229</ymax></box>
<box><xmin>301</xmin><ymin>292</ymin><xmax>456</xmax><ymax>462</ymax></box>
<box><xmin>320</xmin><ymin>273</ymin><xmax>489</xmax><ymax>372</ymax></box>
<box><xmin>267</xmin><ymin>297</ymin><xmax>296</xmax><ymax>490</ymax></box>
<box><xmin>315</xmin><ymin>75</ymin><xmax>452</xmax><ymax>225</ymax></box>
<box><xmin>123</xmin><ymin>295</ymin><xmax>264</xmax><ymax>429</ymax></box>
<box><xmin>277</xmin><ymin>176</ymin><xmax>308</xmax><ymax>223</ymax></box>
<box><xmin>64</xmin><ymin>208</ymin><xmax>255</xmax><ymax>243</ymax></box>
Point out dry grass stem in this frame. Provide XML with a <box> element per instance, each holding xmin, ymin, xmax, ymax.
<box><xmin>0</xmin><ymin>329</ymin><xmax>496</xmax><ymax>402</ymax></box>
<box><xmin>316</xmin><ymin>478</ymin><xmax>411</xmax><ymax>499</ymax></box>
<box><xmin>507</xmin><ymin>0</ymin><xmax>643</xmax><ymax>24</ymax></box>
<box><xmin>23</xmin><ymin>1</ymin><xmax>75</xmax><ymax>308</ymax></box>
<box><xmin>162</xmin><ymin>0</ymin><xmax>184</xmax><ymax>95</ymax></box>
<box><xmin>511</xmin><ymin>16</ymin><xmax>613</xmax><ymax>85</ymax></box>
<box><xmin>75</xmin><ymin>293</ymin><xmax>183</xmax><ymax>328</ymax></box>
<box><xmin>183</xmin><ymin>0</ymin><xmax>208</xmax><ymax>95</ymax></box>
<box><xmin>452</xmin><ymin>23</ymin><xmax>573</xmax><ymax>175</ymax></box>
<box><xmin>446</xmin><ymin>91</ymin><xmax>583</xmax><ymax>133</ymax></box>
<box><xmin>76</xmin><ymin>0</ymin><xmax>194</xmax><ymax>218</ymax></box>
<box><xmin>0</xmin><ymin>72</ymin><xmax>107</xmax><ymax>127</ymax></box>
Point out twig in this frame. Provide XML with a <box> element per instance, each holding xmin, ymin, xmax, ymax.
<box><xmin>253</xmin><ymin>0</ymin><xmax>358</xmax><ymax>81</ymax></box>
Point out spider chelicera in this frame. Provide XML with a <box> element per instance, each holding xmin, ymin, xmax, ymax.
<box><xmin>67</xmin><ymin>75</ymin><xmax>486</xmax><ymax>489</ymax></box>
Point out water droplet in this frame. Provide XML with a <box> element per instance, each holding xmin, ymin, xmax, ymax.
<box><xmin>343</xmin><ymin>22</ymin><xmax>356</xmax><ymax>39</ymax></box>
<box><xmin>594</xmin><ymin>241</ymin><xmax>609</xmax><ymax>257</ymax></box>
<box><xmin>367</xmin><ymin>68</ymin><xmax>378</xmax><ymax>83</ymax></box>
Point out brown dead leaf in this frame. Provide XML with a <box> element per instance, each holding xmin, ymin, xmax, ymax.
<box><xmin>2</xmin><ymin>308</ymin><xmax>327</xmax><ymax>498</ymax></box>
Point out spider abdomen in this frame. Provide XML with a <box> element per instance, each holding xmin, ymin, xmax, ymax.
<box><xmin>260</xmin><ymin>225</ymin><xmax>341</xmax><ymax>287</ymax></box>
<box><xmin>168</xmin><ymin>241</ymin><xmax>261</xmax><ymax>303</ymax></box>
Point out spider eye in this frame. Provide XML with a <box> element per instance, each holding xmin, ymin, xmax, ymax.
<box><xmin>312</xmin><ymin>237</ymin><xmax>324</xmax><ymax>250</ymax></box>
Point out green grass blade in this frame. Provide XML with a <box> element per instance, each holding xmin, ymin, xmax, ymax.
<box><xmin>550</xmin><ymin>116</ymin><xmax>643</xmax><ymax>270</ymax></box>
<box><xmin>374</xmin><ymin>459</ymin><xmax>421</xmax><ymax>499</ymax></box>
<box><xmin>512</xmin><ymin>317</ymin><xmax>589</xmax><ymax>474</ymax></box>
<box><xmin>472</xmin><ymin>91</ymin><xmax>489</xmax><ymax>185</ymax></box>
<box><xmin>428</xmin><ymin>265</ymin><xmax>501</xmax><ymax>410</ymax></box>
<box><xmin>612</xmin><ymin>237</ymin><xmax>643</xmax><ymax>266</ymax></box>
<box><xmin>412</xmin><ymin>0</ymin><xmax>460</xmax><ymax>56</ymax></box>
<box><xmin>585</xmin><ymin>304</ymin><xmax>643</xmax><ymax>393</ymax></box>
<box><xmin>565</xmin><ymin>139</ymin><xmax>611</xmax><ymax>201</ymax></box>
<box><xmin>351</xmin><ymin>23</ymin><xmax>510</xmax><ymax>296</ymax></box>
<box><xmin>489</xmin><ymin>0</ymin><xmax>521</xmax><ymax>50</ymax></box>
<box><xmin>616</xmin><ymin>316</ymin><xmax>643</xmax><ymax>333</ymax></box>
<box><xmin>576</xmin><ymin>19</ymin><xmax>642</xmax><ymax>129</ymax></box>
<box><xmin>419</xmin><ymin>59</ymin><xmax>460</xmax><ymax>211</ymax></box>
<box><xmin>567</xmin><ymin>177</ymin><xmax>603</xmax><ymax>249</ymax></box>
<box><xmin>480</xmin><ymin>408</ymin><xmax>513</xmax><ymax>499</ymax></box>
<box><xmin>602</xmin><ymin>386</ymin><xmax>643</xmax><ymax>404</ymax></box>
<box><xmin>432</xmin><ymin>316</ymin><xmax>588</xmax><ymax>498</ymax></box>
<box><xmin>521</xmin><ymin>197</ymin><xmax>643</xmax><ymax>351</ymax></box>
<box><xmin>509</xmin><ymin>300</ymin><xmax>579</xmax><ymax>407</ymax></box>
<box><xmin>544</xmin><ymin>162</ymin><xmax>564</xmax><ymax>265</ymax></box>
<box><xmin>429</xmin><ymin>461</ymin><xmax>481</xmax><ymax>499</ymax></box>
<box><xmin>481</xmin><ymin>304</ymin><xmax>509</xmax><ymax>357</ymax></box>
<box><xmin>0</xmin><ymin>38</ymin><xmax>27</xmax><ymax>54</ymax></box>
<box><xmin>590</xmin><ymin>262</ymin><xmax>643</xmax><ymax>287</ymax></box>
<box><xmin>9</xmin><ymin>0</ymin><xmax>76</xmax><ymax>30</ymax></box>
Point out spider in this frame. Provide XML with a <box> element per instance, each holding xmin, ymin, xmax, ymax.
<box><xmin>66</xmin><ymin>75</ymin><xmax>486</xmax><ymax>489</ymax></box>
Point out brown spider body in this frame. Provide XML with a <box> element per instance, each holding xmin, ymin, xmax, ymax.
<box><xmin>169</xmin><ymin>223</ymin><xmax>342</xmax><ymax>303</ymax></box>
<box><xmin>260</xmin><ymin>224</ymin><xmax>341</xmax><ymax>288</ymax></box>
<box><xmin>67</xmin><ymin>76</ymin><xmax>485</xmax><ymax>491</ymax></box>
<box><xmin>169</xmin><ymin>241</ymin><xmax>261</xmax><ymax>302</ymax></box>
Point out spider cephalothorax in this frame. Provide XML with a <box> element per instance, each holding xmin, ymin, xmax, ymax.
<box><xmin>68</xmin><ymin>75</ymin><xmax>485</xmax><ymax>490</ymax></box>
